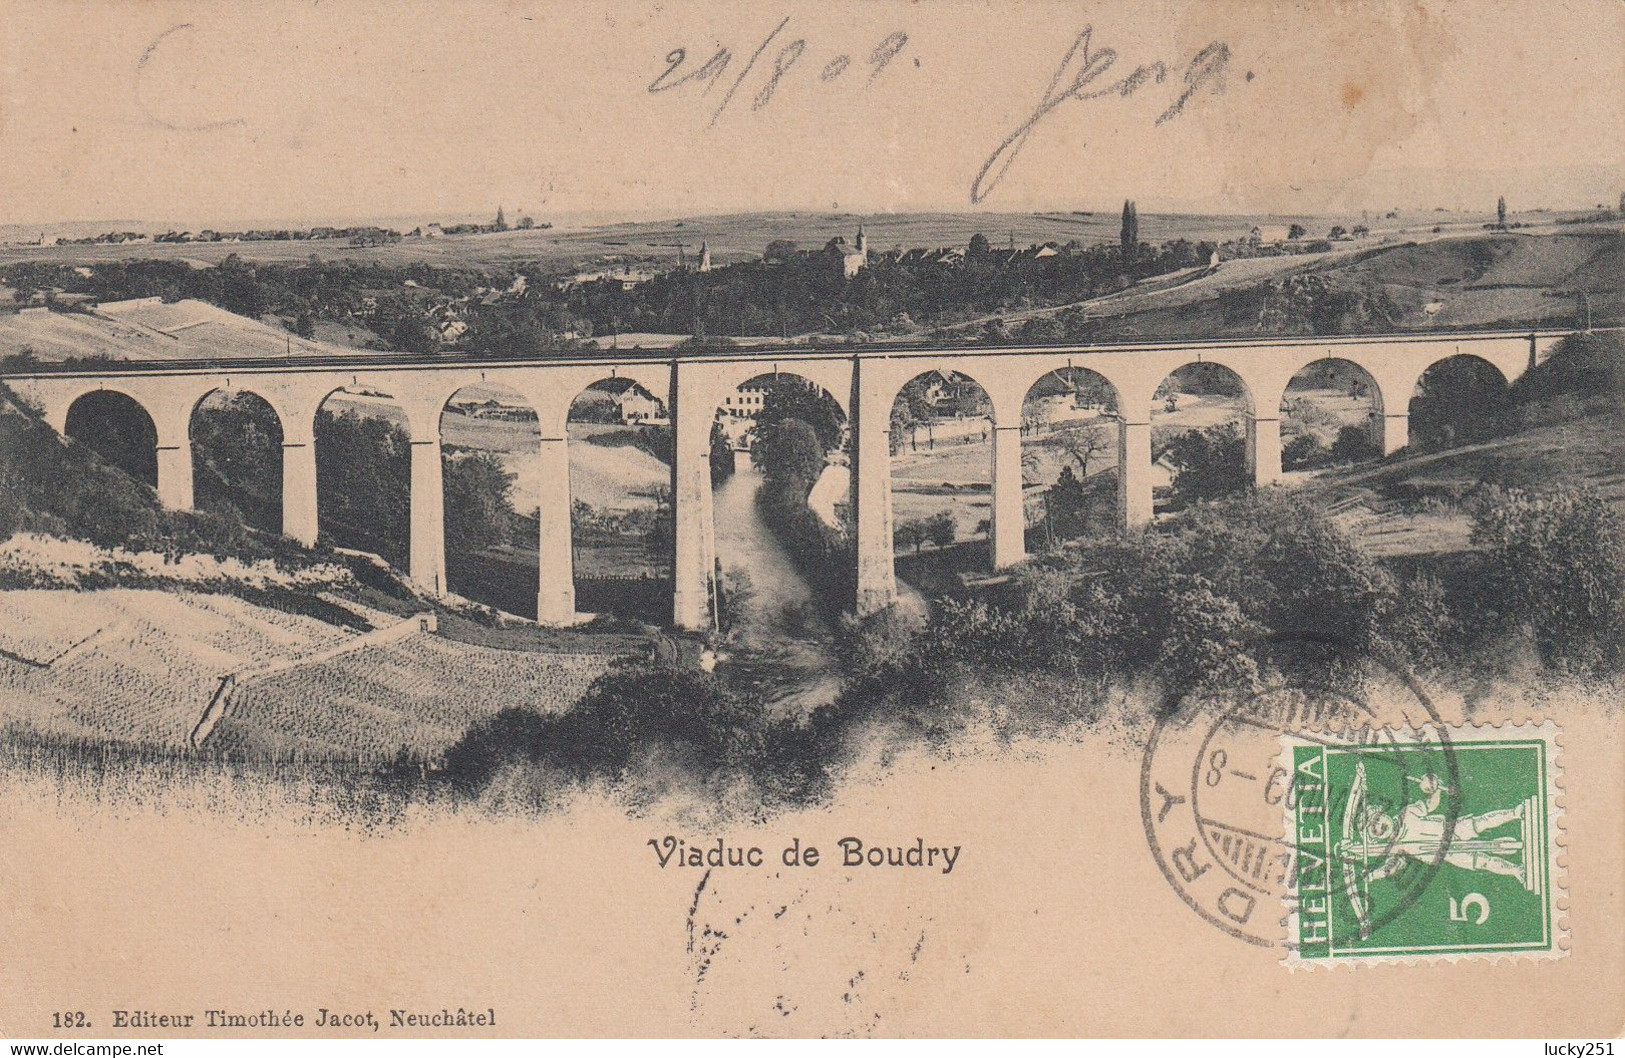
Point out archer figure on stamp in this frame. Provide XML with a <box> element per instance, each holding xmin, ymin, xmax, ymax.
<box><xmin>1354</xmin><ymin>771</ymin><xmax>1532</xmax><ymax>886</ymax></box>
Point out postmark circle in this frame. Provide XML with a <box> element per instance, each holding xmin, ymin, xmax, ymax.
<box><xmin>1139</xmin><ymin>642</ymin><xmax>1461</xmax><ymax>948</ymax></box>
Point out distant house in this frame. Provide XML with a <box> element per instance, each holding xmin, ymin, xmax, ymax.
<box><xmin>614</xmin><ymin>387</ymin><xmax>664</xmax><ymax>424</ymax></box>
<box><xmin>824</xmin><ymin>226</ymin><xmax>870</xmax><ymax>278</ymax></box>
<box><xmin>611</xmin><ymin>265</ymin><xmax>656</xmax><ymax>291</ymax></box>
<box><xmin>720</xmin><ymin>380</ymin><xmax>772</xmax><ymax>419</ymax></box>
<box><xmin>559</xmin><ymin>261</ymin><xmax>660</xmax><ymax>291</ymax></box>
<box><xmin>919</xmin><ymin>370</ymin><xmax>980</xmax><ymax>417</ymax></box>
<box><xmin>451</xmin><ymin>397</ymin><xmax>533</xmax><ymax>421</ymax></box>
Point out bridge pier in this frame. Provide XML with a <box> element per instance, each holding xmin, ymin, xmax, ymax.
<box><xmin>1117</xmin><ymin>419</ymin><xmax>1154</xmax><ymax>528</ymax></box>
<box><xmin>536</xmin><ymin>436</ymin><xmax>576</xmax><ymax>625</ymax></box>
<box><xmin>851</xmin><ymin>356</ymin><xmax>897</xmax><ymax>615</ymax></box>
<box><xmin>1245</xmin><ymin>413</ymin><xmax>1282</xmax><ymax>487</ymax></box>
<box><xmin>1376</xmin><ymin>412</ymin><xmax>1409</xmax><ymax>456</ymax></box>
<box><xmin>990</xmin><ymin>424</ymin><xmax>1025</xmax><ymax>568</ymax></box>
<box><xmin>408</xmin><ymin>433</ymin><xmax>446</xmax><ymax>596</ymax></box>
<box><xmin>155</xmin><ymin>435</ymin><xmax>194</xmax><ymax>510</ymax></box>
<box><xmin>281</xmin><ymin>434</ymin><xmax>319</xmax><ymax>546</ymax></box>
<box><xmin>671</xmin><ymin>364</ymin><xmax>716</xmax><ymax>631</ymax></box>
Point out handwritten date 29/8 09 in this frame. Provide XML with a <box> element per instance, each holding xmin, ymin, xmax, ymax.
<box><xmin>649</xmin><ymin>18</ymin><xmax>909</xmax><ymax>128</ymax></box>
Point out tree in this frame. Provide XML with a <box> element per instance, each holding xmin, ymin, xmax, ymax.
<box><xmin>894</xmin><ymin>520</ymin><xmax>924</xmax><ymax>553</ymax></box>
<box><xmin>1287</xmin><ymin>223</ymin><xmax>1307</xmax><ymax>240</ymax></box>
<box><xmin>751</xmin><ymin>376</ymin><xmax>845</xmax><ymax>452</ymax></box>
<box><xmin>1120</xmin><ymin>200</ymin><xmax>1139</xmax><ymax>258</ymax></box>
<box><xmin>495</xmin><ymin>205</ymin><xmax>508</xmax><ymax>231</ymax></box>
<box><xmin>1509</xmin><ymin>329</ymin><xmax>1625</xmax><ymax>406</ymax></box>
<box><xmin>762</xmin><ymin>239</ymin><xmax>798</xmax><ymax>264</ymax></box>
<box><xmin>443</xmin><ymin>450</ymin><xmax>517</xmax><ymax>553</ymax></box>
<box><xmin>1410</xmin><ymin>357</ymin><xmax>1511</xmax><ymax>447</ymax></box>
<box><xmin>968</xmin><ymin>232</ymin><xmax>991</xmax><ymax>258</ymax></box>
<box><xmin>374</xmin><ymin>295</ymin><xmax>439</xmax><ymax>355</ymax></box>
<box><xmin>517</xmin><ymin>215</ymin><xmax>536</xmax><ymax>230</ymax></box>
<box><xmin>191</xmin><ymin>394</ymin><xmax>284</xmax><ymax>532</ymax></box>
<box><xmin>1056</xmin><ymin>421</ymin><xmax>1112</xmax><ymax>477</ymax></box>
<box><xmin>1162</xmin><ymin>423</ymin><xmax>1249</xmax><ymax>506</ymax></box>
<box><xmin>1018</xmin><ymin>314</ymin><xmax>1067</xmax><ymax>343</ymax></box>
<box><xmin>1471</xmin><ymin>487</ymin><xmax>1625</xmax><ymax>674</ymax></box>
<box><xmin>1328</xmin><ymin>225</ymin><xmax>1347</xmax><ymax>239</ymax></box>
<box><xmin>923</xmin><ymin>510</ymin><xmax>957</xmax><ymax>549</ymax></box>
<box><xmin>752</xmin><ymin>419</ymin><xmax>825</xmax><ymax>491</ymax></box>
<box><xmin>314</xmin><ymin>409</ymin><xmax>411</xmax><ymax>565</ymax></box>
<box><xmin>1327</xmin><ymin>423</ymin><xmax>1378</xmax><ymax>464</ymax></box>
<box><xmin>293</xmin><ymin>312</ymin><xmax>316</xmax><ymax>339</ymax></box>
<box><xmin>709</xmin><ymin>421</ymin><xmax>735</xmax><ymax>485</ymax></box>
<box><xmin>1044</xmin><ymin>464</ymin><xmax>1094</xmax><ymax>539</ymax></box>
<box><xmin>1497</xmin><ymin>195</ymin><xmax>1507</xmax><ymax>227</ymax></box>
<box><xmin>1282</xmin><ymin>432</ymin><xmax>1324</xmax><ymax>470</ymax></box>
<box><xmin>1258</xmin><ymin>274</ymin><xmax>1401</xmax><ymax>335</ymax></box>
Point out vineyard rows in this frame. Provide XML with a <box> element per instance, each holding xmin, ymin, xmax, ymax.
<box><xmin>0</xmin><ymin>589</ymin><xmax>360</xmax><ymax>748</ymax></box>
<box><xmin>212</xmin><ymin>635</ymin><xmax>614</xmax><ymax>762</ymax></box>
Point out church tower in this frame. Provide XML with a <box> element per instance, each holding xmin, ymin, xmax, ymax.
<box><xmin>697</xmin><ymin>241</ymin><xmax>712</xmax><ymax>273</ymax></box>
<box><xmin>855</xmin><ymin>225</ymin><xmax>867</xmax><ymax>257</ymax></box>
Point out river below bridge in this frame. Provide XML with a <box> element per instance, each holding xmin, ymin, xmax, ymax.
<box><xmin>710</xmin><ymin>460</ymin><xmax>845</xmax><ymax>715</ymax></box>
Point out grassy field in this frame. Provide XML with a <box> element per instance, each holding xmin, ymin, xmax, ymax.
<box><xmin>3</xmin><ymin>223</ymin><xmax>1616</xmax><ymax>368</ymax></box>
<box><xmin>1086</xmin><ymin>228</ymin><xmax>1621</xmax><ymax>341</ymax></box>
<box><xmin>0</xmin><ymin>297</ymin><xmax>354</xmax><ymax>361</ymax></box>
<box><xmin>0</xmin><ymin>208</ymin><xmax>1537</xmax><ymax>272</ymax></box>
<box><xmin>566</xmin><ymin>423</ymin><xmax>668</xmax><ymax>512</ymax></box>
<box><xmin>890</xmin><ymin>424</ymin><xmax>993</xmax><ymax>542</ymax></box>
<box><xmin>1301</xmin><ymin>406</ymin><xmax>1625</xmax><ymax>557</ymax></box>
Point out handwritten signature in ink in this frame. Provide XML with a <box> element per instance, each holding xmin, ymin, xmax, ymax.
<box><xmin>649</xmin><ymin>18</ymin><xmax>909</xmax><ymax>128</ymax></box>
<box><xmin>972</xmin><ymin>26</ymin><xmax>1232</xmax><ymax>204</ymax></box>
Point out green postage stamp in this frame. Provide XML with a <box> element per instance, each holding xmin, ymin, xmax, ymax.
<box><xmin>1286</xmin><ymin>723</ymin><xmax>1563</xmax><ymax>965</ymax></box>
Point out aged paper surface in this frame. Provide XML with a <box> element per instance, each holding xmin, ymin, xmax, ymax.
<box><xmin>0</xmin><ymin>0</ymin><xmax>1621</xmax><ymax>1039</ymax></box>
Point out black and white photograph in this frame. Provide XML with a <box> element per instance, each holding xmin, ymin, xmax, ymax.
<box><xmin>0</xmin><ymin>0</ymin><xmax>1620</xmax><ymax>1043</ymax></box>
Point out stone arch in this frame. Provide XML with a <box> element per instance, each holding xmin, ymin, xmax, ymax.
<box><xmin>885</xmin><ymin>362</ymin><xmax>1000</xmax><ymax>427</ymax></box>
<box><xmin>888</xmin><ymin>367</ymin><xmax>997</xmax><ymax>571</ymax></box>
<box><xmin>722</xmin><ymin>370</ymin><xmax>848</xmax><ymax>453</ymax></box>
<box><xmin>1148</xmin><ymin>361</ymin><xmax>1255</xmax><ymax>509</ymax></box>
<box><xmin>438</xmin><ymin>381</ymin><xmax>541</xmax><ymax>616</ymax></box>
<box><xmin>1407</xmin><ymin>353</ymin><xmax>1513</xmax><ymax>450</ymax></box>
<box><xmin>720</xmin><ymin>369</ymin><xmax>855</xmax><ymax>624</ymax></box>
<box><xmin>188</xmin><ymin>388</ymin><xmax>287</xmax><ymax>533</ymax></box>
<box><xmin>1150</xmin><ymin>360</ymin><xmax>1256</xmax><ymax>419</ymax></box>
<box><xmin>1019</xmin><ymin>365</ymin><xmax>1123</xmax><ymax>546</ymax></box>
<box><xmin>63</xmin><ymin>388</ymin><xmax>160</xmax><ymax>488</ymax></box>
<box><xmin>536</xmin><ymin>364</ymin><xmax>673</xmax><ymax>439</ymax></box>
<box><xmin>1280</xmin><ymin>358</ymin><xmax>1386</xmax><ymax>470</ymax></box>
<box><xmin>312</xmin><ymin>384</ymin><xmax>414</xmax><ymax>568</ymax></box>
<box><xmin>563</xmin><ymin>376</ymin><xmax>674</xmax><ymax>623</ymax></box>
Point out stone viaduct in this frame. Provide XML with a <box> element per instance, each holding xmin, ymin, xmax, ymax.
<box><xmin>1</xmin><ymin>329</ymin><xmax>1564</xmax><ymax>630</ymax></box>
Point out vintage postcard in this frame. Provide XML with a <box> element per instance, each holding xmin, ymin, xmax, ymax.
<box><xmin>0</xmin><ymin>0</ymin><xmax>1621</xmax><ymax>1041</ymax></box>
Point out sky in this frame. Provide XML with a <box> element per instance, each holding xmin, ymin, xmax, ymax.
<box><xmin>1</xmin><ymin>0</ymin><xmax>1622</xmax><ymax>227</ymax></box>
